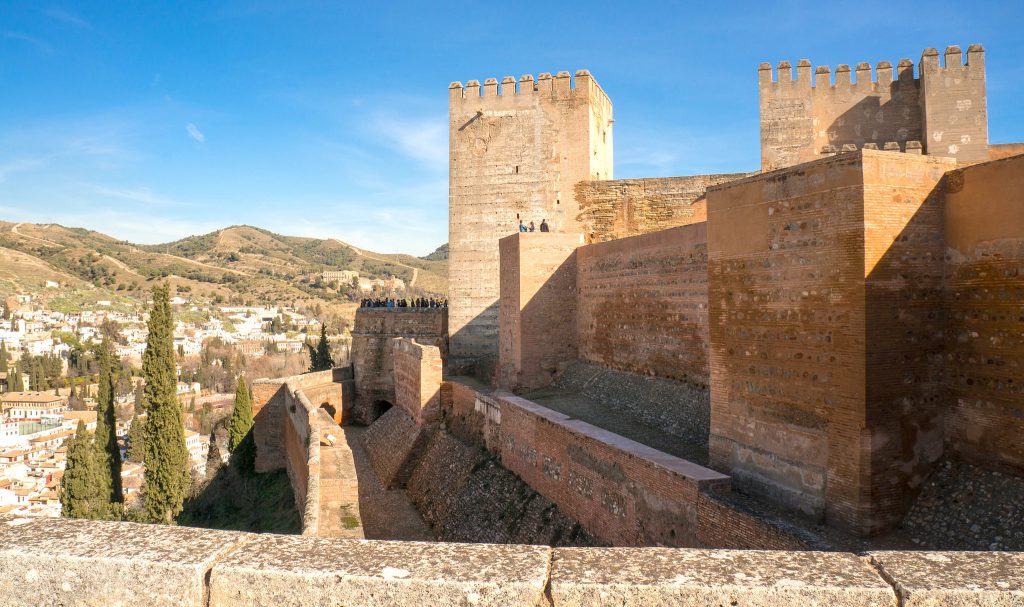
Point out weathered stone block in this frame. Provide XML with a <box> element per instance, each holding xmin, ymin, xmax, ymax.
<box><xmin>549</xmin><ymin>547</ymin><xmax>896</xmax><ymax>606</ymax></box>
<box><xmin>0</xmin><ymin>516</ymin><xmax>245</xmax><ymax>607</ymax></box>
<box><xmin>870</xmin><ymin>551</ymin><xmax>1024</xmax><ymax>606</ymax></box>
<box><xmin>208</xmin><ymin>534</ymin><xmax>551</xmax><ymax>606</ymax></box>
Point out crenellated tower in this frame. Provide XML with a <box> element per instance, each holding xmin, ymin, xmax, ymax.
<box><xmin>448</xmin><ymin>70</ymin><xmax>613</xmax><ymax>376</ymax></box>
<box><xmin>759</xmin><ymin>45</ymin><xmax>987</xmax><ymax>171</ymax></box>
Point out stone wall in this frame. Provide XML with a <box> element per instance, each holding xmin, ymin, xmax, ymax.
<box><xmin>576</xmin><ymin>223</ymin><xmax>709</xmax><ymax>386</ymax></box>
<box><xmin>497</xmin><ymin>233</ymin><xmax>582</xmax><ymax>391</ymax></box>
<box><xmin>252</xmin><ymin>369</ymin><xmax>360</xmax><ymax>537</ymax></box>
<box><xmin>497</xmin><ymin>394</ymin><xmax>731</xmax><ymax>547</ymax></box>
<box><xmin>759</xmin><ymin>45</ymin><xmax>988</xmax><ymax>171</ymax></box>
<box><xmin>943</xmin><ymin>154</ymin><xmax>1024</xmax><ymax>472</ymax></box>
<box><xmin>574</xmin><ymin>174</ymin><xmax>747</xmax><ymax>243</ymax></box>
<box><xmin>351</xmin><ymin>308</ymin><xmax>447</xmax><ymax>423</ymax></box>
<box><xmin>448</xmin><ymin>70</ymin><xmax>613</xmax><ymax>373</ymax></box>
<box><xmin>707</xmin><ymin>150</ymin><xmax>957</xmax><ymax>536</ymax></box>
<box><xmin>392</xmin><ymin>338</ymin><xmax>443</xmax><ymax>425</ymax></box>
<box><xmin>8</xmin><ymin>516</ymin><xmax>1022</xmax><ymax>607</ymax></box>
<box><xmin>362</xmin><ymin>405</ymin><xmax>432</xmax><ymax>489</ymax></box>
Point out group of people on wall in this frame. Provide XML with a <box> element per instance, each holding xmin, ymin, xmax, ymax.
<box><xmin>359</xmin><ymin>297</ymin><xmax>448</xmax><ymax>309</ymax></box>
<box><xmin>518</xmin><ymin>219</ymin><xmax>550</xmax><ymax>233</ymax></box>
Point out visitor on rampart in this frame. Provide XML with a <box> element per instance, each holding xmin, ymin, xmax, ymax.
<box><xmin>540</xmin><ymin>219</ymin><xmax>549</xmax><ymax>232</ymax></box>
<box><xmin>358</xmin><ymin>298</ymin><xmax>448</xmax><ymax>309</ymax></box>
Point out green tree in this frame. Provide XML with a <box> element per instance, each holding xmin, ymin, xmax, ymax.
<box><xmin>0</xmin><ymin>342</ymin><xmax>7</xmax><ymax>373</ymax></box>
<box><xmin>95</xmin><ymin>337</ymin><xmax>123</xmax><ymax>504</ymax></box>
<box><xmin>126</xmin><ymin>410</ymin><xmax>145</xmax><ymax>463</ymax></box>
<box><xmin>306</xmin><ymin>323</ymin><xmax>333</xmax><ymax>372</ymax></box>
<box><xmin>141</xmin><ymin>284</ymin><xmax>190</xmax><ymax>523</ymax></box>
<box><xmin>9</xmin><ymin>367</ymin><xmax>24</xmax><ymax>392</ymax></box>
<box><xmin>61</xmin><ymin>421</ymin><xmax>105</xmax><ymax>519</ymax></box>
<box><xmin>227</xmin><ymin>376</ymin><xmax>253</xmax><ymax>453</ymax></box>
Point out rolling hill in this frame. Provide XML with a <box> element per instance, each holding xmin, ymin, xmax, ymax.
<box><xmin>0</xmin><ymin>221</ymin><xmax>447</xmax><ymax>323</ymax></box>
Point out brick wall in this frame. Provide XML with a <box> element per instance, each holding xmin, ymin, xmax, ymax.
<box><xmin>448</xmin><ymin>71</ymin><xmax>613</xmax><ymax>370</ymax></box>
<box><xmin>574</xmin><ymin>175</ymin><xmax>747</xmax><ymax>243</ymax></box>
<box><xmin>943</xmin><ymin>154</ymin><xmax>1024</xmax><ymax>472</ymax></box>
<box><xmin>498</xmin><ymin>233</ymin><xmax>582</xmax><ymax>391</ymax></box>
<box><xmin>576</xmin><ymin>223</ymin><xmax>709</xmax><ymax>386</ymax></box>
<box><xmin>497</xmin><ymin>394</ymin><xmax>729</xmax><ymax>547</ymax></box>
<box><xmin>707</xmin><ymin>150</ymin><xmax>956</xmax><ymax>536</ymax></box>
<box><xmin>392</xmin><ymin>338</ymin><xmax>444</xmax><ymax>425</ymax></box>
<box><xmin>351</xmin><ymin>308</ymin><xmax>447</xmax><ymax>422</ymax></box>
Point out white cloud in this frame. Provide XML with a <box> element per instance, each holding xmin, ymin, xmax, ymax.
<box><xmin>367</xmin><ymin>115</ymin><xmax>446</xmax><ymax>171</ymax></box>
<box><xmin>3</xmin><ymin>31</ymin><xmax>54</xmax><ymax>55</ymax></box>
<box><xmin>185</xmin><ymin>123</ymin><xmax>205</xmax><ymax>143</ymax></box>
<box><xmin>44</xmin><ymin>9</ymin><xmax>95</xmax><ymax>30</ymax></box>
<box><xmin>88</xmin><ymin>184</ymin><xmax>197</xmax><ymax>207</ymax></box>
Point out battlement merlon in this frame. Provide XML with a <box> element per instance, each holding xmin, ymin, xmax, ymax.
<box><xmin>761</xmin><ymin>44</ymin><xmax>984</xmax><ymax>91</ymax></box>
<box><xmin>448</xmin><ymin>69</ymin><xmax>609</xmax><ymax>107</ymax></box>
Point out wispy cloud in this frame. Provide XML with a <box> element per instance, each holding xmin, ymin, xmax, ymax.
<box><xmin>88</xmin><ymin>184</ymin><xmax>198</xmax><ymax>208</ymax></box>
<box><xmin>3</xmin><ymin>31</ymin><xmax>54</xmax><ymax>55</ymax></box>
<box><xmin>185</xmin><ymin>123</ymin><xmax>205</xmax><ymax>143</ymax></box>
<box><xmin>44</xmin><ymin>8</ymin><xmax>95</xmax><ymax>30</ymax></box>
<box><xmin>366</xmin><ymin>114</ymin><xmax>447</xmax><ymax>171</ymax></box>
<box><xmin>0</xmin><ymin>158</ymin><xmax>45</xmax><ymax>184</ymax></box>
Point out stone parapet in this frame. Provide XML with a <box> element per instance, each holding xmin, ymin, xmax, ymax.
<box><xmin>3</xmin><ymin>515</ymin><xmax>1022</xmax><ymax>606</ymax></box>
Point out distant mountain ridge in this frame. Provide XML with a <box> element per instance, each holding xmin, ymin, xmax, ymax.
<box><xmin>0</xmin><ymin>221</ymin><xmax>447</xmax><ymax>315</ymax></box>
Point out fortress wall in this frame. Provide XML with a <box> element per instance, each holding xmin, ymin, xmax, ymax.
<box><xmin>919</xmin><ymin>46</ymin><xmax>988</xmax><ymax>163</ymax></box>
<box><xmin>498</xmin><ymin>233</ymin><xmax>582</xmax><ymax>391</ymax></box>
<box><xmin>860</xmin><ymin>151</ymin><xmax>955</xmax><ymax>531</ymax></box>
<box><xmin>351</xmin><ymin>308</ymin><xmax>447</xmax><ymax>422</ymax></box>
<box><xmin>575</xmin><ymin>223</ymin><xmax>709</xmax><ymax>386</ymax></box>
<box><xmin>449</xmin><ymin>71</ymin><xmax>612</xmax><ymax>372</ymax></box>
<box><xmin>943</xmin><ymin>154</ymin><xmax>1024</xmax><ymax>471</ymax></box>
<box><xmin>759</xmin><ymin>46</ymin><xmax>988</xmax><ymax>171</ymax></box>
<box><xmin>497</xmin><ymin>394</ymin><xmax>730</xmax><ymax>547</ymax></box>
<box><xmin>392</xmin><ymin>338</ymin><xmax>443</xmax><ymax>425</ymax></box>
<box><xmin>253</xmin><ymin>368</ymin><xmax>348</xmax><ymax>472</ymax></box>
<box><xmin>17</xmin><ymin>517</ymin><xmax>1022</xmax><ymax>606</ymax></box>
<box><xmin>707</xmin><ymin>150</ymin><xmax>955</xmax><ymax>536</ymax></box>
<box><xmin>362</xmin><ymin>405</ymin><xmax>433</xmax><ymax>489</ymax></box>
<box><xmin>573</xmin><ymin>174</ymin><xmax>748</xmax><ymax>243</ymax></box>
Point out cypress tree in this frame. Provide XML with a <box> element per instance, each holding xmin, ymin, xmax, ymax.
<box><xmin>0</xmin><ymin>342</ymin><xmax>7</xmax><ymax>373</ymax></box>
<box><xmin>126</xmin><ymin>409</ymin><xmax>145</xmax><ymax>463</ymax></box>
<box><xmin>307</xmin><ymin>324</ymin><xmax>333</xmax><ymax>372</ymax></box>
<box><xmin>61</xmin><ymin>420</ymin><xmax>105</xmax><ymax>519</ymax></box>
<box><xmin>141</xmin><ymin>284</ymin><xmax>190</xmax><ymax>523</ymax></box>
<box><xmin>227</xmin><ymin>376</ymin><xmax>253</xmax><ymax>453</ymax></box>
<box><xmin>95</xmin><ymin>337</ymin><xmax>123</xmax><ymax>504</ymax></box>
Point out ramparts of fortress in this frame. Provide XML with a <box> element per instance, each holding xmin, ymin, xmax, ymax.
<box><xmin>4</xmin><ymin>44</ymin><xmax>1024</xmax><ymax>606</ymax></box>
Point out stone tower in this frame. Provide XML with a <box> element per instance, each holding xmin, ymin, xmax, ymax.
<box><xmin>448</xmin><ymin>70</ymin><xmax>613</xmax><ymax>375</ymax></box>
<box><xmin>759</xmin><ymin>45</ymin><xmax>987</xmax><ymax>171</ymax></box>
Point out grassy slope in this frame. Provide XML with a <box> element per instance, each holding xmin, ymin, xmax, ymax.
<box><xmin>0</xmin><ymin>221</ymin><xmax>447</xmax><ymax>318</ymax></box>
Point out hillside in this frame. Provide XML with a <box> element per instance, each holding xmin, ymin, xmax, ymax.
<box><xmin>0</xmin><ymin>221</ymin><xmax>447</xmax><ymax>323</ymax></box>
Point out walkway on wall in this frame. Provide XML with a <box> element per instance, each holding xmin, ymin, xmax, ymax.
<box><xmin>344</xmin><ymin>425</ymin><xmax>433</xmax><ymax>541</ymax></box>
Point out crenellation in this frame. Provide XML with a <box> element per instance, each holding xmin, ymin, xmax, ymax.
<box><xmin>483</xmin><ymin>77</ymin><xmax>499</xmax><ymax>96</ymax></box>
<box><xmin>761</xmin><ymin>44</ymin><xmax>987</xmax><ymax>170</ymax></box>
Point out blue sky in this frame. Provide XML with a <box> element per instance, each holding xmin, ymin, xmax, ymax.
<box><xmin>2</xmin><ymin>1</ymin><xmax>1022</xmax><ymax>255</ymax></box>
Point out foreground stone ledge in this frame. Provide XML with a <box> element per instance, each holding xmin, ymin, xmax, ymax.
<box><xmin>0</xmin><ymin>515</ymin><xmax>247</xmax><ymax>607</ymax></box>
<box><xmin>549</xmin><ymin>547</ymin><xmax>896</xmax><ymax>606</ymax></box>
<box><xmin>208</xmin><ymin>534</ymin><xmax>551</xmax><ymax>607</ymax></box>
<box><xmin>870</xmin><ymin>551</ymin><xmax>1024</xmax><ymax>606</ymax></box>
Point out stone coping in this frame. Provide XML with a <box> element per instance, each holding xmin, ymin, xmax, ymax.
<box><xmin>3</xmin><ymin>515</ymin><xmax>1022</xmax><ymax>606</ymax></box>
<box><xmin>499</xmin><ymin>394</ymin><xmax>729</xmax><ymax>484</ymax></box>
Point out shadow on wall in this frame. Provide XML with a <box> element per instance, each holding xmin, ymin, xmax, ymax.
<box><xmin>447</xmin><ymin>301</ymin><xmax>500</xmax><ymax>384</ymax></box>
<box><xmin>369</xmin><ymin>399</ymin><xmax>393</xmax><ymax>423</ymax></box>
<box><xmin>820</xmin><ymin>70</ymin><xmax>921</xmax><ymax>155</ymax></box>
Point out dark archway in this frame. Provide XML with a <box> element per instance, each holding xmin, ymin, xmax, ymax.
<box><xmin>320</xmin><ymin>402</ymin><xmax>341</xmax><ymax>425</ymax></box>
<box><xmin>370</xmin><ymin>399</ymin><xmax>393</xmax><ymax>423</ymax></box>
